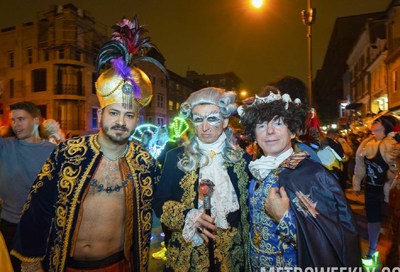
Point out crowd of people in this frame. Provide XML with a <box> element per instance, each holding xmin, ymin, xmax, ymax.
<box><xmin>1</xmin><ymin>15</ymin><xmax>400</xmax><ymax>272</ymax></box>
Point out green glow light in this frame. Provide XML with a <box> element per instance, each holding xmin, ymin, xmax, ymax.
<box><xmin>168</xmin><ymin>116</ymin><xmax>189</xmax><ymax>142</ymax></box>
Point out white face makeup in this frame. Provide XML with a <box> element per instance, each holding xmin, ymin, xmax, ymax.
<box><xmin>191</xmin><ymin>111</ymin><xmax>223</xmax><ymax>127</ymax></box>
<box><xmin>191</xmin><ymin>104</ymin><xmax>228</xmax><ymax>144</ymax></box>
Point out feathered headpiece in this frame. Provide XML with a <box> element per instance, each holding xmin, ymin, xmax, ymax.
<box><xmin>95</xmin><ymin>16</ymin><xmax>167</xmax><ymax>109</ymax></box>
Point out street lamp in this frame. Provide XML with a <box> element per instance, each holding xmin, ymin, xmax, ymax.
<box><xmin>251</xmin><ymin>0</ymin><xmax>264</xmax><ymax>9</ymax></box>
<box><xmin>250</xmin><ymin>0</ymin><xmax>315</xmax><ymax>106</ymax></box>
<box><xmin>301</xmin><ymin>0</ymin><xmax>316</xmax><ymax>106</ymax></box>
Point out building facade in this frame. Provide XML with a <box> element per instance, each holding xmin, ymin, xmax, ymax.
<box><xmin>316</xmin><ymin>0</ymin><xmax>400</xmax><ymax>125</ymax></box>
<box><xmin>313</xmin><ymin>12</ymin><xmax>384</xmax><ymax>124</ymax></box>
<box><xmin>186</xmin><ymin>70</ymin><xmax>241</xmax><ymax>92</ymax></box>
<box><xmin>386</xmin><ymin>0</ymin><xmax>400</xmax><ymax>112</ymax></box>
<box><xmin>0</xmin><ymin>4</ymin><xmax>243</xmax><ymax>136</ymax></box>
<box><xmin>345</xmin><ymin>17</ymin><xmax>388</xmax><ymax>116</ymax></box>
<box><xmin>0</xmin><ymin>4</ymin><xmax>108</xmax><ymax>136</ymax></box>
<box><xmin>344</xmin><ymin>0</ymin><xmax>400</xmax><ymax>121</ymax></box>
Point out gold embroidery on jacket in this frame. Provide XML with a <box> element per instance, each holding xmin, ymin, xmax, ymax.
<box><xmin>163</xmin><ymin>157</ymin><xmax>249</xmax><ymax>271</ymax></box>
<box><xmin>58</xmin><ymin>135</ymin><xmax>98</xmax><ymax>271</ymax></box>
<box><xmin>166</xmin><ymin>227</ymin><xmax>244</xmax><ymax>271</ymax></box>
<box><xmin>160</xmin><ymin>171</ymin><xmax>198</xmax><ymax>230</ymax></box>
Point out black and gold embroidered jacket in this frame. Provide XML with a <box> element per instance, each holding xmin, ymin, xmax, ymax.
<box><xmin>11</xmin><ymin>135</ymin><xmax>160</xmax><ymax>271</ymax></box>
<box><xmin>152</xmin><ymin>146</ymin><xmax>251</xmax><ymax>272</ymax></box>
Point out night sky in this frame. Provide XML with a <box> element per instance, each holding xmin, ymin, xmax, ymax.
<box><xmin>0</xmin><ymin>0</ymin><xmax>391</xmax><ymax>94</ymax></box>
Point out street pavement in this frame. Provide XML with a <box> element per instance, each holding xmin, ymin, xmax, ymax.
<box><xmin>148</xmin><ymin>188</ymin><xmax>395</xmax><ymax>271</ymax></box>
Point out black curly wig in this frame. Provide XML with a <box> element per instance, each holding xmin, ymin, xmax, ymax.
<box><xmin>240</xmin><ymin>94</ymin><xmax>309</xmax><ymax>142</ymax></box>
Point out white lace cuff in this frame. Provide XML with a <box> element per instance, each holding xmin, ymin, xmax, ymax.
<box><xmin>182</xmin><ymin>209</ymin><xmax>203</xmax><ymax>246</ymax></box>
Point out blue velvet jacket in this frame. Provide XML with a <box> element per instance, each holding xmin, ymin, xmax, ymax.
<box><xmin>11</xmin><ymin>135</ymin><xmax>160</xmax><ymax>271</ymax></box>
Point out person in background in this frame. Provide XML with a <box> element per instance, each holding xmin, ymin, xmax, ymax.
<box><xmin>11</xmin><ymin>16</ymin><xmax>163</xmax><ymax>272</ymax></box>
<box><xmin>153</xmin><ymin>87</ymin><xmax>251</xmax><ymax>271</ymax></box>
<box><xmin>0</xmin><ymin>101</ymin><xmax>56</xmax><ymax>272</ymax></box>
<box><xmin>239</xmin><ymin>87</ymin><xmax>360</xmax><ymax>269</ymax></box>
<box><xmin>319</xmin><ymin>129</ymin><xmax>345</xmax><ymax>189</ymax></box>
<box><xmin>353</xmin><ymin>114</ymin><xmax>398</xmax><ymax>265</ymax></box>
<box><xmin>140</xmin><ymin>130</ymin><xmax>154</xmax><ymax>151</ymax></box>
<box><xmin>337</xmin><ymin>133</ymin><xmax>355</xmax><ymax>189</ymax></box>
<box><xmin>41</xmin><ymin>119</ymin><xmax>66</xmax><ymax>144</ymax></box>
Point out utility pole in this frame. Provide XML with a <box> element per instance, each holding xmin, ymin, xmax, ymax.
<box><xmin>301</xmin><ymin>0</ymin><xmax>315</xmax><ymax>106</ymax></box>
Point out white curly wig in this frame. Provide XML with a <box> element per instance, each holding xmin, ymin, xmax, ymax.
<box><xmin>177</xmin><ymin>87</ymin><xmax>243</xmax><ymax>172</ymax></box>
<box><xmin>180</xmin><ymin>87</ymin><xmax>237</xmax><ymax>119</ymax></box>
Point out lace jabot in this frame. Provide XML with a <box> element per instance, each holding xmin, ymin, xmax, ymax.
<box><xmin>197</xmin><ymin>133</ymin><xmax>239</xmax><ymax>228</ymax></box>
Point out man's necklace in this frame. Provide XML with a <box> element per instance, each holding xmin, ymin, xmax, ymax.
<box><xmin>100</xmin><ymin>145</ymin><xmax>129</xmax><ymax>161</ymax></box>
<box><xmin>90</xmin><ymin>145</ymin><xmax>130</xmax><ymax>193</ymax></box>
<box><xmin>90</xmin><ymin>178</ymin><xmax>129</xmax><ymax>193</ymax></box>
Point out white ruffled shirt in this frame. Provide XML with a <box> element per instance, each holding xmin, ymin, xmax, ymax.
<box><xmin>249</xmin><ymin>148</ymin><xmax>294</xmax><ymax>180</ymax></box>
<box><xmin>182</xmin><ymin>133</ymin><xmax>240</xmax><ymax>246</ymax></box>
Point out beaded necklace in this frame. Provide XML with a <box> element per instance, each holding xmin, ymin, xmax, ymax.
<box><xmin>90</xmin><ymin>145</ymin><xmax>130</xmax><ymax>193</ymax></box>
<box><xmin>100</xmin><ymin>144</ymin><xmax>129</xmax><ymax>161</ymax></box>
<box><xmin>90</xmin><ymin>178</ymin><xmax>129</xmax><ymax>193</ymax></box>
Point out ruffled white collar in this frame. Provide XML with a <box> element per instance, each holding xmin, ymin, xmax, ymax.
<box><xmin>197</xmin><ymin>133</ymin><xmax>226</xmax><ymax>159</ymax></box>
<box><xmin>249</xmin><ymin>148</ymin><xmax>294</xmax><ymax>180</ymax></box>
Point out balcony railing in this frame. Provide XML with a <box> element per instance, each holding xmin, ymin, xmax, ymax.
<box><xmin>54</xmin><ymin>84</ymin><xmax>84</xmax><ymax>95</ymax></box>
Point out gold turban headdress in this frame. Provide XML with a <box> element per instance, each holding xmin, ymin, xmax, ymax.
<box><xmin>95</xmin><ymin>16</ymin><xmax>166</xmax><ymax>109</ymax></box>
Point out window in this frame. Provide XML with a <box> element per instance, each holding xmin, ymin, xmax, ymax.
<box><xmin>9</xmin><ymin>79</ymin><xmax>14</xmax><ymax>98</ymax></box>
<box><xmin>32</xmin><ymin>69</ymin><xmax>47</xmax><ymax>92</ymax></box>
<box><xmin>394</xmin><ymin>70</ymin><xmax>399</xmax><ymax>92</ymax></box>
<box><xmin>77</xmin><ymin>69</ymin><xmax>83</xmax><ymax>95</ymax></box>
<box><xmin>176</xmin><ymin>102</ymin><xmax>180</xmax><ymax>110</ymax></box>
<box><xmin>157</xmin><ymin>93</ymin><xmax>164</xmax><ymax>108</ymax></box>
<box><xmin>27</xmin><ymin>48</ymin><xmax>33</xmax><ymax>64</ymax></box>
<box><xmin>160</xmin><ymin>79</ymin><xmax>164</xmax><ymax>87</ymax></box>
<box><xmin>157</xmin><ymin>117</ymin><xmax>164</xmax><ymax>126</ymax></box>
<box><xmin>92</xmin><ymin>108</ymin><xmax>99</xmax><ymax>129</ymax></box>
<box><xmin>168</xmin><ymin>100</ymin><xmax>173</xmax><ymax>111</ymax></box>
<box><xmin>74</xmin><ymin>50</ymin><xmax>81</xmax><ymax>61</ymax></box>
<box><xmin>44</xmin><ymin>50</ymin><xmax>49</xmax><ymax>61</ymax></box>
<box><xmin>59</xmin><ymin>49</ymin><xmax>64</xmax><ymax>59</ymax></box>
<box><xmin>8</xmin><ymin>51</ymin><xmax>14</xmax><ymax>68</ymax></box>
<box><xmin>152</xmin><ymin>76</ymin><xmax>156</xmax><ymax>85</ymax></box>
<box><xmin>36</xmin><ymin>105</ymin><xmax>47</xmax><ymax>119</ymax></box>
